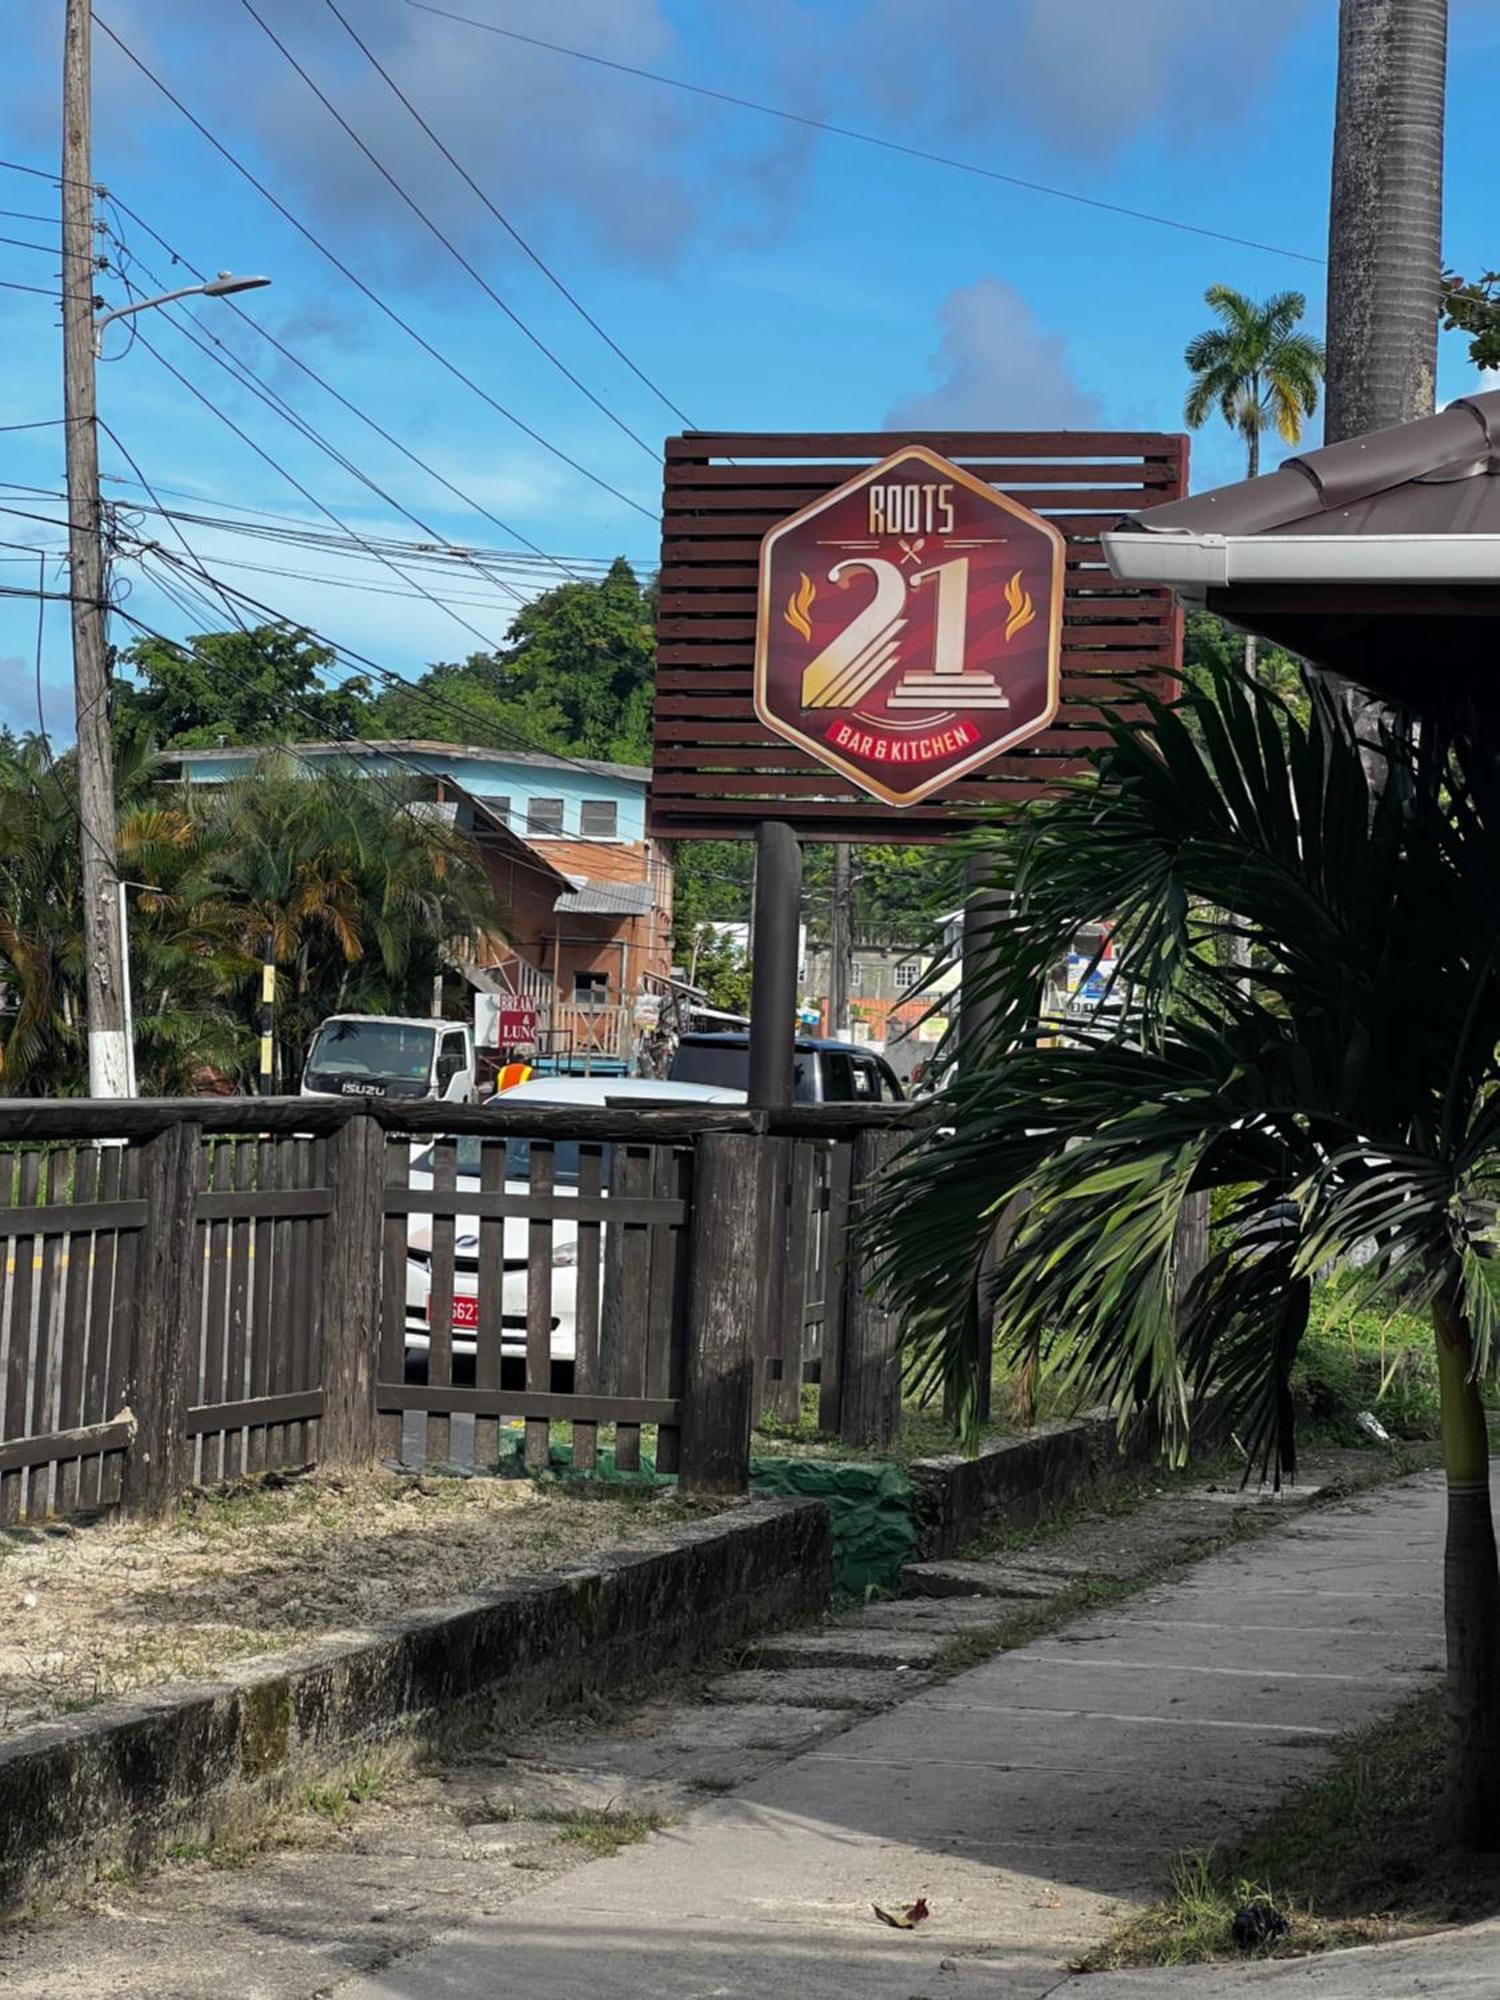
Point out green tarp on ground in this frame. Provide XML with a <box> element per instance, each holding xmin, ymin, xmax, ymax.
<box><xmin>748</xmin><ymin>1456</ymin><xmax>918</xmax><ymax>1598</ymax></box>
<box><xmin>493</xmin><ymin>1438</ymin><xmax>917</xmax><ymax>1597</ymax></box>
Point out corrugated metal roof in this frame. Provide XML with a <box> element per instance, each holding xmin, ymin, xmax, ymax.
<box><xmin>1116</xmin><ymin>391</ymin><xmax>1500</xmax><ymax>542</ymax></box>
<box><xmin>553</xmin><ymin>877</ymin><xmax>653</xmax><ymax>917</ymax></box>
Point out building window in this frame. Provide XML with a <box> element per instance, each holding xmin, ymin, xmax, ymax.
<box><xmin>479</xmin><ymin>795</ymin><xmax>510</xmax><ymax>825</ymax></box>
<box><xmin>894</xmin><ymin>959</ymin><xmax>921</xmax><ymax>992</ymax></box>
<box><xmin>527</xmin><ymin>796</ymin><xmax>564</xmax><ymax>835</ymax></box>
<box><xmin>579</xmin><ymin>798</ymin><xmax>618</xmax><ymax>838</ymax></box>
<box><xmin>573</xmin><ymin>970</ymin><xmax>609</xmax><ymax>1006</ymax></box>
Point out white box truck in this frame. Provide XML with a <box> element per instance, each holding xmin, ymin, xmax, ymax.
<box><xmin>300</xmin><ymin>1014</ymin><xmax>478</xmax><ymax>1103</ymax></box>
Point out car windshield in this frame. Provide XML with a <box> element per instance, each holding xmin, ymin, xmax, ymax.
<box><xmin>411</xmin><ymin>1138</ymin><xmax>603</xmax><ymax>1186</ymax></box>
<box><xmin>307</xmin><ymin>1020</ymin><xmax>435</xmax><ymax>1083</ymax></box>
<box><xmin>670</xmin><ymin>1042</ymin><xmax>746</xmax><ymax>1091</ymax></box>
<box><xmin>672</xmin><ymin>1041</ymin><xmax>817</xmax><ymax>1103</ymax></box>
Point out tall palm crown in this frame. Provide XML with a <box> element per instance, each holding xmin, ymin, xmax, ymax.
<box><xmin>1184</xmin><ymin>285</ymin><xmax>1326</xmax><ymax>478</ymax></box>
<box><xmin>874</xmin><ymin>668</ymin><xmax>1500</xmax><ymax>1849</ymax></box>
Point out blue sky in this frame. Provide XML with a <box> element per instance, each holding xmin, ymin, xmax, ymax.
<box><xmin>2</xmin><ymin>0</ymin><xmax>1497</xmax><ymax>740</ymax></box>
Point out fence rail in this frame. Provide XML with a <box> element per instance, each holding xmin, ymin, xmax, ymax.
<box><xmin>0</xmin><ymin>1097</ymin><xmax>914</xmax><ymax>1519</ymax></box>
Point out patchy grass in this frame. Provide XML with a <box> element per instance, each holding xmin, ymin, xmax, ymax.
<box><xmin>298</xmin><ymin>1757</ymin><xmax>396</xmax><ymax>1825</ymax></box>
<box><xmin>0</xmin><ymin>1468</ymin><xmax>696</xmax><ymax>1735</ymax></box>
<box><xmin>1086</xmin><ymin>1687</ymin><xmax>1500</xmax><ymax>1969</ymax></box>
<box><xmin>755</xmin><ymin>1275</ymin><xmax>1456</xmax><ymax>1468</ymax></box>
<box><xmin>469</xmin><ymin>1800</ymin><xmax>667</xmax><ymax>1857</ymax></box>
<box><xmin>752</xmin><ymin>1375</ymin><xmax>1095</xmax><ymax>1467</ymax></box>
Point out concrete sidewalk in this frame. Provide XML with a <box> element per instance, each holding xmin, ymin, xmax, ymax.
<box><xmin>1065</xmin><ymin>1917</ymin><xmax>1500</xmax><ymax>1996</ymax></box>
<box><xmin>332</xmin><ymin>1474</ymin><xmax>1449</xmax><ymax>2000</ymax></box>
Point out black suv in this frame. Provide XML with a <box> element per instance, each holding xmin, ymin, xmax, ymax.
<box><xmin>669</xmin><ymin>1033</ymin><xmax>904</xmax><ymax>1105</ymax></box>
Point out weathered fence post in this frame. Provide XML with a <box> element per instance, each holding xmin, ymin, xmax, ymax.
<box><xmin>839</xmin><ymin>1126</ymin><xmax>903</xmax><ymax>1449</ymax></box>
<box><xmin>121</xmin><ymin>1119</ymin><xmax>202</xmax><ymax>1516</ymax></box>
<box><xmin>320</xmin><ymin>1108</ymin><xmax>386</xmax><ymax>1467</ymax></box>
<box><xmin>679</xmin><ymin>1131</ymin><xmax>767</xmax><ymax>1494</ymax></box>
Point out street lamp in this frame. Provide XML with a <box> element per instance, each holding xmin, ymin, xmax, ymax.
<box><xmin>94</xmin><ymin>272</ymin><xmax>272</xmax><ymax>356</ymax></box>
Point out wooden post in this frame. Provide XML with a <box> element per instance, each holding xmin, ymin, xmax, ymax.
<box><xmin>120</xmin><ymin>1120</ymin><xmax>202</xmax><ymax>1516</ymax></box>
<box><xmin>816</xmin><ymin>1137</ymin><xmax>854</xmax><ymax>1434</ymax></box>
<box><xmin>679</xmin><ymin>1132</ymin><xmax>766</xmax><ymax>1495</ymax></box>
<box><xmin>840</xmin><ymin>1127</ymin><xmax>903</xmax><ymax>1450</ymax></box>
<box><xmin>319</xmin><ymin>1109</ymin><xmax>386</xmax><ymax>1467</ymax></box>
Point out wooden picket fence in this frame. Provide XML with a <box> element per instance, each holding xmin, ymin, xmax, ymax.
<box><xmin>0</xmin><ymin>1096</ymin><xmax>912</xmax><ymax>1520</ymax></box>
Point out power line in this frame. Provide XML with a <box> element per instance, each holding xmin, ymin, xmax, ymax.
<box><xmin>144</xmin><ymin>289</ymin><xmax>528</xmax><ymax>611</ymax></box>
<box><xmin>90</xmin><ymin>12</ymin><xmax>658</xmax><ymax>520</ymax></box>
<box><xmin>0</xmin><ymin>233</ymin><xmax>61</xmax><ymax>256</ymax></box>
<box><xmin>237</xmin><ymin>0</ymin><xmax>656</xmax><ymax>460</ymax></box>
<box><xmin>130</xmin><ymin>322</ymin><xmax>529</xmax><ymax>643</ymax></box>
<box><xmin>0</xmin><ymin>276</ymin><xmax>100</xmax><ymax>303</ymax></box>
<box><xmin>400</xmin><ymin>0</ymin><xmax>1327</xmax><ymax>269</ymax></box>
<box><xmin>2</xmin><ymin>480</ymin><xmax>645</xmax><ymax>594</ymax></box>
<box><xmin>320</xmin><ymin>0</ymin><xmax>695</xmax><ymax>431</ymax></box>
<box><xmin>98</xmin><ymin>197</ymin><xmax>590</xmax><ymax>585</ymax></box>
<box><xmin>124</xmin><ymin>554</ymin><xmax>659</xmax><ymax>914</ymax></box>
<box><xmin>3</xmin><ymin>559</ymin><xmax>727</xmax><ymax>910</ymax></box>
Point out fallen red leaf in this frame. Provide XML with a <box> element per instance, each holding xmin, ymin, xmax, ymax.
<box><xmin>873</xmin><ymin>1897</ymin><xmax>931</xmax><ymax>1930</ymax></box>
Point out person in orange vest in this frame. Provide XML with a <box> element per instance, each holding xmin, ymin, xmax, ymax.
<box><xmin>494</xmin><ymin>1047</ymin><xmax>534</xmax><ymax>1093</ymax></box>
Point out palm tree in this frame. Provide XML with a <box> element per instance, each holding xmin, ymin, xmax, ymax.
<box><xmin>1183</xmin><ymin>286</ymin><xmax>1324</xmax><ymax>682</ymax></box>
<box><xmin>0</xmin><ymin>737</ymin><xmax>85</xmax><ymax>1093</ymax></box>
<box><xmin>1184</xmin><ymin>286</ymin><xmax>1325</xmax><ymax>484</ymax></box>
<box><xmin>195</xmin><ymin>761</ymin><xmax>499</xmax><ymax>1086</ymax></box>
<box><xmin>873</xmin><ymin>666</ymin><xmax>1500</xmax><ymax>1850</ymax></box>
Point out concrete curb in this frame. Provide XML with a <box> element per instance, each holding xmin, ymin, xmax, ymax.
<box><xmin>907</xmin><ymin>1410</ymin><xmax>1130</xmax><ymax>1560</ymax></box>
<box><xmin>0</xmin><ymin>1496</ymin><xmax>832</xmax><ymax>1917</ymax></box>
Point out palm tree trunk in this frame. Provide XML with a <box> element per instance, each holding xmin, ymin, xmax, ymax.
<box><xmin>1325</xmin><ymin>0</ymin><xmax>1447</xmax><ymax>441</ymax></box>
<box><xmin>1243</xmin><ymin>423</ymin><xmax>1261</xmax><ymax>682</ymax></box>
<box><xmin>1326</xmin><ymin>0</ymin><xmax>1448</xmax><ymax>778</ymax></box>
<box><xmin>1433</xmin><ymin>1281</ymin><xmax>1500</xmax><ymax>1848</ymax></box>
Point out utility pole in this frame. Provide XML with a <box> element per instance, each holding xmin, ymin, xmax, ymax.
<box><xmin>827</xmin><ymin>843</ymin><xmax>852</xmax><ymax>1039</ymax></box>
<box><xmin>62</xmin><ymin>0</ymin><xmax>130</xmax><ymax>1097</ymax></box>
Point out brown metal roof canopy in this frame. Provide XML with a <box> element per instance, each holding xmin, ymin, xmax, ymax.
<box><xmin>1103</xmin><ymin>391</ymin><xmax>1500</xmax><ymax>725</ymax></box>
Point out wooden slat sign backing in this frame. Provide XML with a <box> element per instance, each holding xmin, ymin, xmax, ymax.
<box><xmin>652</xmin><ymin>430</ymin><xmax>1189</xmax><ymax>840</ymax></box>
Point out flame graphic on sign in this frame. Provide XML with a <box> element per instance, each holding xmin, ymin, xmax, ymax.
<box><xmin>784</xmin><ymin>572</ymin><xmax>816</xmax><ymax>642</ymax></box>
<box><xmin>1004</xmin><ymin>570</ymin><xmax>1036</xmax><ymax>643</ymax></box>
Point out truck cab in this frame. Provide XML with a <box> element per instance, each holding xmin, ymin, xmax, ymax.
<box><xmin>300</xmin><ymin>1015</ymin><xmax>477</xmax><ymax>1103</ymax></box>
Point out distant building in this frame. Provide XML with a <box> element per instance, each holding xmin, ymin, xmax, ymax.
<box><xmin>169</xmin><ymin>740</ymin><xmax>673</xmax><ymax>1072</ymax></box>
<box><xmin>801</xmin><ymin>936</ymin><xmax>955</xmax><ymax>1078</ymax></box>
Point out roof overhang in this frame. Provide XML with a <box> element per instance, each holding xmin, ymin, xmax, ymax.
<box><xmin>1104</xmin><ymin>529</ymin><xmax>1500</xmax><ymax>595</ymax></box>
<box><xmin>1101</xmin><ymin>390</ymin><xmax>1500</xmax><ymax>723</ymax></box>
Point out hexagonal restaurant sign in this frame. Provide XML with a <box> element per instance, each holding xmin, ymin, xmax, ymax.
<box><xmin>753</xmin><ymin>444</ymin><xmax>1066</xmax><ymax>809</ymax></box>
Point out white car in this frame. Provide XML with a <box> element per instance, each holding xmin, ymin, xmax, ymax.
<box><xmin>403</xmin><ymin>1076</ymin><xmax>746</xmax><ymax>1383</ymax></box>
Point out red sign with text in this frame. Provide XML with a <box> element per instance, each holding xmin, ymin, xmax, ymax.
<box><xmin>754</xmin><ymin>445</ymin><xmax>1066</xmax><ymax>808</ymax></box>
<box><xmin>497</xmin><ymin>999</ymin><xmax>540</xmax><ymax>1047</ymax></box>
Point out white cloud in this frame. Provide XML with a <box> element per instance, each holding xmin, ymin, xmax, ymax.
<box><xmin>84</xmin><ymin>0</ymin><xmax>809</xmax><ymax>281</ymax></box>
<box><xmin>888</xmin><ymin>277</ymin><xmax>1103</xmax><ymax>430</ymax></box>
<box><xmin>853</xmin><ymin>0</ymin><xmax>1315</xmax><ymax>158</ymax></box>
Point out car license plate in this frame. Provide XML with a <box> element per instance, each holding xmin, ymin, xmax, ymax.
<box><xmin>434</xmin><ymin>1294</ymin><xmax>480</xmax><ymax>1329</ymax></box>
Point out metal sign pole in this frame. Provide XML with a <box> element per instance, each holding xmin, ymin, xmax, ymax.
<box><xmin>747</xmin><ymin>820</ymin><xmax>802</xmax><ymax>1107</ymax></box>
<box><xmin>746</xmin><ymin>819</ymin><xmax>803</xmax><ymax>1424</ymax></box>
